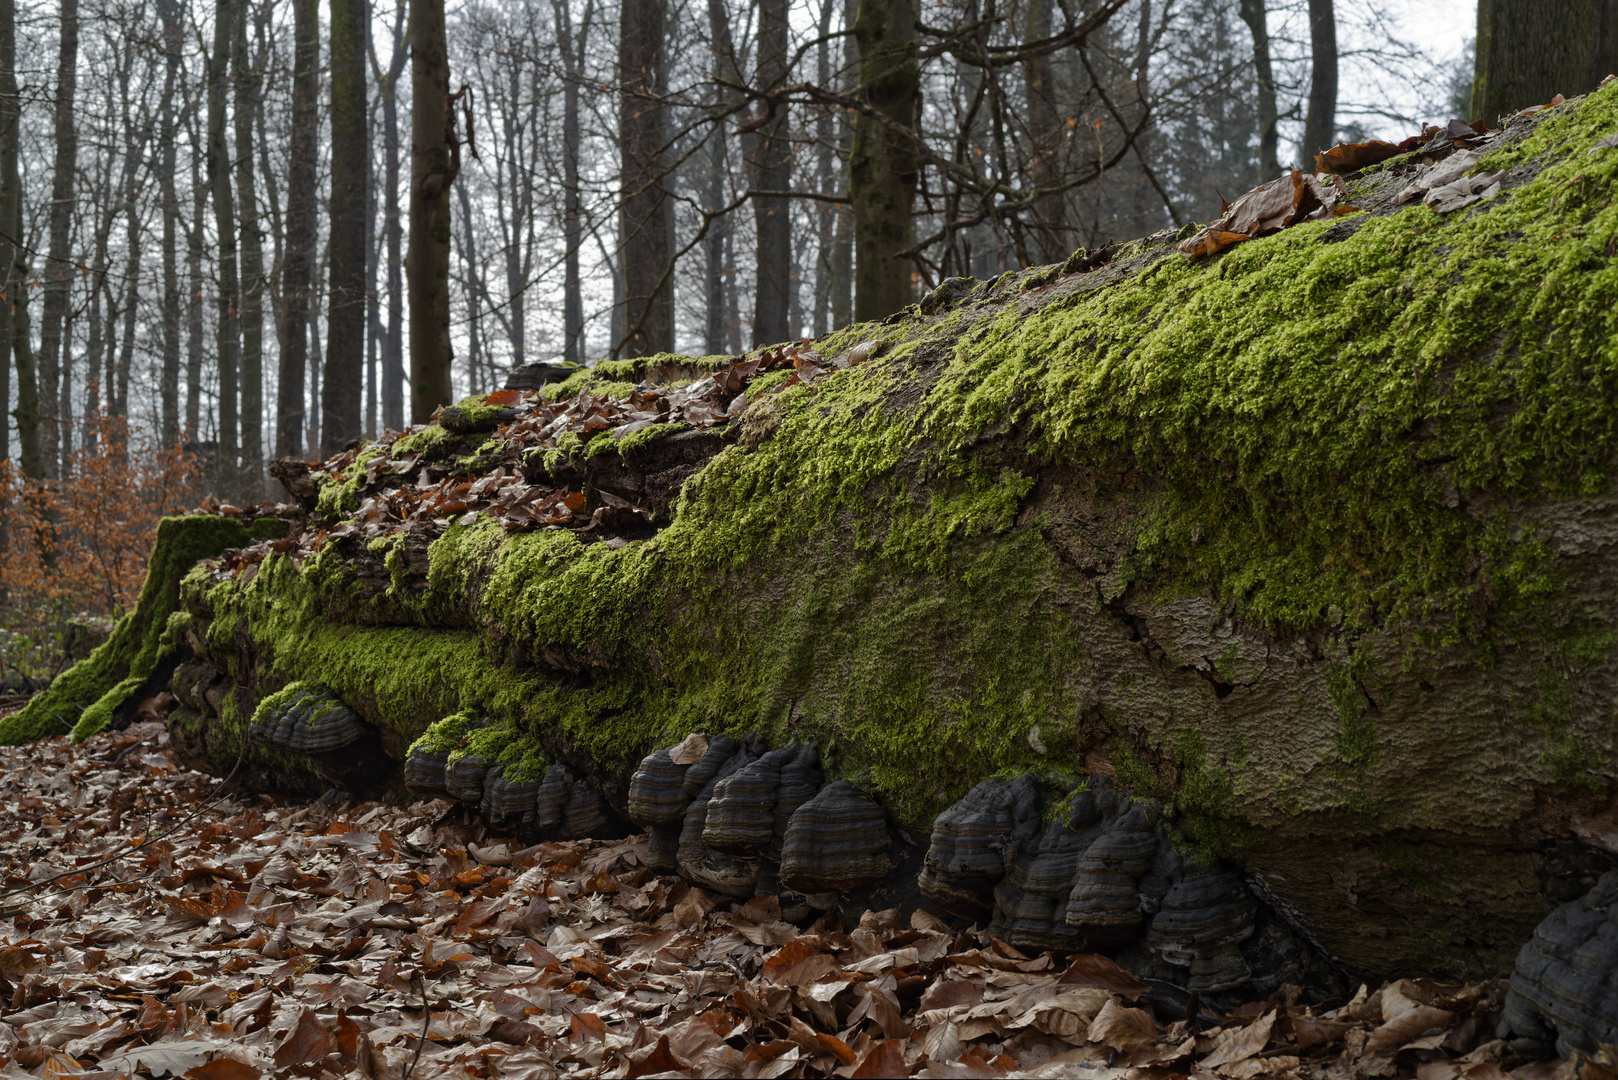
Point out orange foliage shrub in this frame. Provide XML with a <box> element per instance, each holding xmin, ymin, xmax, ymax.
<box><xmin>0</xmin><ymin>412</ymin><xmax>199</xmax><ymax>680</ymax></box>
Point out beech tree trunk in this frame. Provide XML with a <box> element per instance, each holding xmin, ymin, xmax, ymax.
<box><xmin>617</xmin><ymin>0</ymin><xmax>673</xmax><ymax>356</ymax></box>
<box><xmin>38</xmin><ymin>0</ymin><xmax>79</xmax><ymax>478</ymax></box>
<box><xmin>278</xmin><ymin>0</ymin><xmax>318</xmax><ymax>459</ymax></box>
<box><xmin>376</xmin><ymin>0</ymin><xmax>405</xmax><ymax>431</ymax></box>
<box><xmin>0</xmin><ymin>0</ymin><xmax>36</xmax><ymax>478</ymax></box>
<box><xmin>234</xmin><ymin>8</ymin><xmax>264</xmax><ymax>493</ymax></box>
<box><xmin>1473</xmin><ymin>0</ymin><xmax>1617</xmax><ymax>121</ymax></box>
<box><xmin>1301</xmin><ymin>0</ymin><xmax>1337</xmax><ymax>161</ymax></box>
<box><xmin>850</xmin><ymin>0</ymin><xmax>919</xmax><ymax>322</ymax></box>
<box><xmin>407</xmin><ymin>0</ymin><xmax>454</xmax><ymax>422</ymax></box>
<box><xmin>157</xmin><ymin>0</ymin><xmax>182</xmax><ymax>447</ymax></box>
<box><xmin>324</xmin><ymin>0</ymin><xmax>368</xmax><ymax>455</ymax></box>
<box><xmin>751</xmin><ymin>0</ymin><xmax>792</xmax><ymax>346</ymax></box>
<box><xmin>208</xmin><ymin>0</ymin><xmax>242</xmax><ymax>496</ymax></box>
<box><xmin>554</xmin><ymin>0</ymin><xmax>589</xmax><ymax>366</ymax></box>
<box><xmin>1239</xmin><ymin>0</ymin><xmax>1280</xmax><ymax>177</ymax></box>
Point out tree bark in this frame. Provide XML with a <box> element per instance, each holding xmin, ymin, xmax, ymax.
<box><xmin>208</xmin><ymin>0</ymin><xmax>242</xmax><ymax>496</ymax></box>
<box><xmin>1301</xmin><ymin>0</ymin><xmax>1337</xmax><ymax>161</ymax></box>
<box><xmin>324</xmin><ymin>0</ymin><xmax>368</xmax><ymax>455</ymax></box>
<box><xmin>553</xmin><ymin>0</ymin><xmax>590</xmax><ymax>365</ymax></box>
<box><xmin>234</xmin><ymin>5</ymin><xmax>264</xmax><ymax>493</ymax></box>
<box><xmin>1023</xmin><ymin>0</ymin><xmax>1069</xmax><ymax>263</ymax></box>
<box><xmin>850</xmin><ymin>0</ymin><xmax>920</xmax><ymax>321</ymax></box>
<box><xmin>751</xmin><ymin>0</ymin><xmax>792</xmax><ymax>346</ymax></box>
<box><xmin>704</xmin><ymin>0</ymin><xmax>740</xmax><ymax>355</ymax></box>
<box><xmin>0</xmin><ymin>0</ymin><xmax>36</xmax><ymax>477</ymax></box>
<box><xmin>375</xmin><ymin>0</ymin><xmax>405</xmax><ymax>431</ymax></box>
<box><xmin>830</xmin><ymin>0</ymin><xmax>855</xmax><ymax>331</ymax></box>
<box><xmin>617</xmin><ymin>0</ymin><xmax>673</xmax><ymax>357</ymax></box>
<box><xmin>185</xmin><ymin>100</ymin><xmax>207</xmax><ymax>440</ymax></box>
<box><xmin>277</xmin><ymin>0</ymin><xmax>317</xmax><ymax>459</ymax></box>
<box><xmin>1473</xmin><ymin>0</ymin><xmax>1617</xmax><ymax>121</ymax></box>
<box><xmin>407</xmin><ymin>0</ymin><xmax>454</xmax><ymax>421</ymax></box>
<box><xmin>812</xmin><ymin>0</ymin><xmax>836</xmax><ymax>339</ymax></box>
<box><xmin>157</xmin><ymin>0</ymin><xmax>182</xmax><ymax>446</ymax></box>
<box><xmin>38</xmin><ymin>0</ymin><xmax>79</xmax><ymax>478</ymax></box>
<box><xmin>1239</xmin><ymin>0</ymin><xmax>1280</xmax><ymax>177</ymax></box>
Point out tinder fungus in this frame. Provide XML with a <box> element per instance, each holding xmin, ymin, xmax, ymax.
<box><xmin>627</xmin><ymin>747</ymin><xmax>692</xmax><ymax>828</ymax></box>
<box><xmin>403</xmin><ymin>744</ymin><xmax>452</xmax><ymax>798</ymax></box>
<box><xmin>989</xmin><ymin>819</ymin><xmax>1095</xmax><ymax>954</ymax></box>
<box><xmin>481</xmin><ymin>767</ymin><xmax>543</xmax><ymax>828</ymax></box>
<box><xmin>250</xmin><ymin>687</ymin><xmax>371</xmax><ymax>754</ymax></box>
<box><xmin>780</xmin><ymin>781</ymin><xmax>891</xmax><ymax>894</ymax></box>
<box><xmin>444</xmin><ymin>752</ymin><xmax>491</xmax><ymax>804</ymax></box>
<box><xmin>704</xmin><ymin>746</ymin><xmax>797</xmax><ymax>851</ymax></box>
<box><xmin>1064</xmin><ymin>804</ymin><xmax>1160</xmax><ymax>947</ymax></box>
<box><xmin>248</xmin><ymin>687</ymin><xmax>388</xmax><ymax>791</ymax></box>
<box><xmin>1498</xmin><ymin>869</ymin><xmax>1618</xmax><ymax>1057</ymax></box>
<box><xmin>919</xmin><ymin>776</ymin><xmax>1034</xmax><ymax>919</ymax></box>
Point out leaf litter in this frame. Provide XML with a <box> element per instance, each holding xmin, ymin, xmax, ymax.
<box><xmin>0</xmin><ymin>721</ymin><xmax>1598</xmax><ymax>1079</ymax></box>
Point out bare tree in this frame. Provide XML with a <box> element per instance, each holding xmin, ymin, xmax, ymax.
<box><xmin>208</xmin><ymin>0</ymin><xmax>242</xmax><ymax>494</ymax></box>
<box><xmin>277</xmin><ymin>0</ymin><xmax>317</xmax><ymax>458</ymax></box>
<box><xmin>324</xmin><ymin>0</ymin><xmax>367</xmax><ymax>453</ymax></box>
<box><xmin>618</xmin><ymin>0</ymin><xmax>673</xmax><ymax>355</ymax></box>
<box><xmin>408</xmin><ymin>0</ymin><xmax>455</xmax><ymax>420</ymax></box>
<box><xmin>39</xmin><ymin>0</ymin><xmax>80</xmax><ymax>477</ymax></box>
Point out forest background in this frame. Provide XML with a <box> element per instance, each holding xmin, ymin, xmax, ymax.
<box><xmin>0</xmin><ymin>0</ymin><xmax>1569</xmax><ymax>689</ymax></box>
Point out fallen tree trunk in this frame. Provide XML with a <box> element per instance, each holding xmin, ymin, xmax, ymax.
<box><xmin>13</xmin><ymin>86</ymin><xmax>1618</xmax><ymax>987</ymax></box>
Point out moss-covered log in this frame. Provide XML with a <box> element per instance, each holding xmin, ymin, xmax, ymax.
<box><xmin>18</xmin><ymin>85</ymin><xmax>1618</xmax><ymax>984</ymax></box>
<box><xmin>0</xmin><ymin>513</ymin><xmax>283</xmax><ymax>745</ymax></box>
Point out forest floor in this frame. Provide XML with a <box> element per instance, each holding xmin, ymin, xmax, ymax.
<box><xmin>0</xmin><ymin>719</ymin><xmax>1596</xmax><ymax>1080</ymax></box>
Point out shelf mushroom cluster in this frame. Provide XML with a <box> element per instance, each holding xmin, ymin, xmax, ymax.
<box><xmin>920</xmin><ymin>774</ymin><xmax>1313</xmax><ymax>996</ymax></box>
<box><xmin>627</xmin><ymin>732</ymin><xmax>892</xmax><ymax>914</ymax></box>
<box><xmin>247</xmin><ymin>685</ymin><xmax>392</xmax><ymax>793</ymax></box>
<box><xmin>1498</xmin><ymin>868</ymin><xmax>1618</xmax><ymax>1058</ymax></box>
<box><xmin>404</xmin><ymin>723</ymin><xmax>614</xmax><ymax>844</ymax></box>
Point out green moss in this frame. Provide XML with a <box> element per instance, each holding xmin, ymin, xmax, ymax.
<box><xmin>614</xmin><ymin>421</ymin><xmax>686</xmax><ymax>460</ymax></box>
<box><xmin>747</xmin><ymin>369</ymin><xmax>796</xmax><ymax>398</ymax></box>
<box><xmin>315</xmin><ymin>443</ymin><xmax>389</xmax><ymax>515</ymax></box>
<box><xmin>0</xmin><ymin>515</ymin><xmax>284</xmax><ymax>746</ymax></box>
<box><xmin>411</xmin><ymin>711</ymin><xmax>484</xmax><ymax>755</ymax></box>
<box><xmin>391</xmin><ymin>424</ymin><xmax>451</xmax><ymax>457</ymax></box>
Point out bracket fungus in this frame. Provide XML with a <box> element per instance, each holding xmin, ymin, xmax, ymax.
<box><xmin>246</xmin><ymin>686</ymin><xmax>389</xmax><ymax>792</ymax></box>
<box><xmin>1498</xmin><ymin>869</ymin><xmax>1618</xmax><ymax>1057</ymax></box>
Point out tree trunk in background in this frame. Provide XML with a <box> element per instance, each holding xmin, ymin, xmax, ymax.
<box><xmin>1023</xmin><ymin>0</ymin><xmax>1068</xmax><ymax>263</ymax></box>
<box><xmin>408</xmin><ymin>0</ymin><xmax>454</xmax><ymax>421</ymax></box>
<box><xmin>234</xmin><ymin>8</ymin><xmax>264</xmax><ymax>494</ymax></box>
<box><xmin>157</xmin><ymin>0</ymin><xmax>182</xmax><ymax>446</ymax></box>
<box><xmin>1473</xmin><ymin>0</ymin><xmax>1616</xmax><ymax>121</ymax></box>
<box><xmin>115</xmin><ymin>112</ymin><xmax>145</xmax><ymax>418</ymax></box>
<box><xmin>38</xmin><ymin>0</ymin><xmax>78</xmax><ymax>478</ymax></box>
<box><xmin>618</xmin><ymin>0</ymin><xmax>673</xmax><ymax>356</ymax></box>
<box><xmin>208</xmin><ymin>0</ymin><xmax>241</xmax><ymax>497</ymax></box>
<box><xmin>830</xmin><ymin>0</ymin><xmax>855</xmax><ymax>331</ymax></box>
<box><xmin>277</xmin><ymin>0</ymin><xmax>317</xmax><ymax>459</ymax></box>
<box><xmin>751</xmin><ymin>0</ymin><xmax>791</xmax><ymax>346</ymax></box>
<box><xmin>0</xmin><ymin>0</ymin><xmax>36</xmax><ymax>478</ymax></box>
<box><xmin>186</xmin><ymin>143</ymin><xmax>205</xmax><ymax>439</ymax></box>
<box><xmin>324</xmin><ymin>0</ymin><xmax>367</xmax><ymax>454</ymax></box>
<box><xmin>704</xmin><ymin>0</ymin><xmax>740</xmax><ymax>355</ymax></box>
<box><xmin>361</xmin><ymin>0</ymin><xmax>377</xmax><ymax>439</ymax></box>
<box><xmin>1238</xmin><ymin>0</ymin><xmax>1280</xmax><ymax>176</ymax></box>
<box><xmin>812</xmin><ymin>0</ymin><xmax>835</xmax><ymax>339</ymax></box>
<box><xmin>455</xmin><ymin>180</ymin><xmax>481</xmax><ymax>393</ymax></box>
<box><xmin>1301</xmin><ymin>0</ymin><xmax>1337</xmax><ymax>161</ymax></box>
<box><xmin>554</xmin><ymin>0</ymin><xmax>589</xmax><ymax>365</ymax></box>
<box><xmin>850</xmin><ymin>0</ymin><xmax>920</xmax><ymax>322</ymax></box>
<box><xmin>376</xmin><ymin>0</ymin><xmax>405</xmax><ymax>430</ymax></box>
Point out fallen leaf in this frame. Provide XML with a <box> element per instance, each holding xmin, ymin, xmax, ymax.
<box><xmin>1087</xmin><ymin>996</ymin><xmax>1159</xmax><ymax>1053</ymax></box>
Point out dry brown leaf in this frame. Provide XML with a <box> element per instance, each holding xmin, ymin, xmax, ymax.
<box><xmin>1200</xmin><ymin>1009</ymin><xmax>1276</xmax><ymax>1069</ymax></box>
<box><xmin>1365</xmin><ymin>1004</ymin><xmax>1456</xmax><ymax>1054</ymax></box>
<box><xmin>1057</xmin><ymin>953</ymin><xmax>1150</xmax><ymax>999</ymax></box>
<box><xmin>1086</xmin><ymin>996</ymin><xmax>1159</xmax><ymax>1053</ymax></box>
